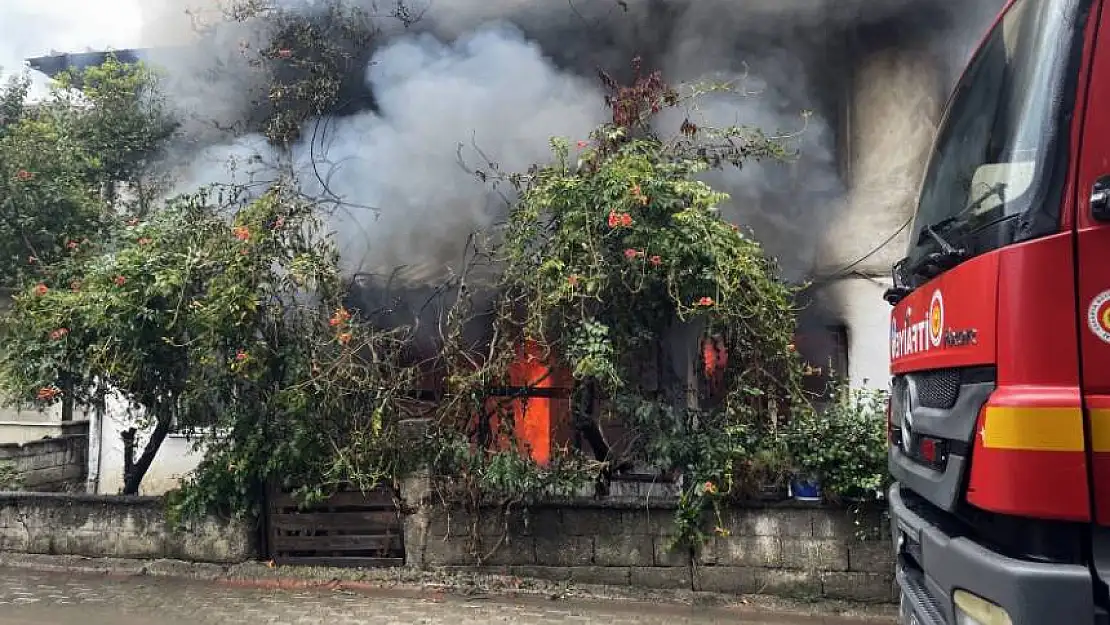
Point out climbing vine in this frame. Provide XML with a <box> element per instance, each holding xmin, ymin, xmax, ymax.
<box><xmin>450</xmin><ymin>61</ymin><xmax>813</xmax><ymax>550</ymax></box>
<box><xmin>225</xmin><ymin>0</ymin><xmax>412</xmax><ymax>145</ymax></box>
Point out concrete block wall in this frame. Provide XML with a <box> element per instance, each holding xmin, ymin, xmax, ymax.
<box><xmin>0</xmin><ymin>492</ymin><xmax>257</xmax><ymax>563</ymax></box>
<box><xmin>0</xmin><ymin>428</ymin><xmax>88</xmax><ymax>492</ymax></box>
<box><xmin>407</xmin><ymin>501</ymin><xmax>895</xmax><ymax>603</ymax></box>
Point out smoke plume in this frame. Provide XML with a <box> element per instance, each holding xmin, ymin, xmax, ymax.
<box><xmin>13</xmin><ymin>0</ymin><xmax>1006</xmax><ymax>284</ymax></box>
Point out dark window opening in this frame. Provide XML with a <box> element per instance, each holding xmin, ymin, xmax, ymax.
<box><xmin>795</xmin><ymin>323</ymin><xmax>849</xmax><ymax>406</ymax></box>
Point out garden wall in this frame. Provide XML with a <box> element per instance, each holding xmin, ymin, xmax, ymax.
<box><xmin>0</xmin><ymin>428</ymin><xmax>88</xmax><ymax>492</ymax></box>
<box><xmin>405</xmin><ymin>498</ymin><xmax>896</xmax><ymax>603</ymax></box>
<box><xmin>0</xmin><ymin>492</ymin><xmax>257</xmax><ymax>563</ymax></box>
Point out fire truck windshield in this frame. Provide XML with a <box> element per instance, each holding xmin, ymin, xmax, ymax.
<box><xmin>906</xmin><ymin>0</ymin><xmax>1088</xmax><ymax>278</ymax></box>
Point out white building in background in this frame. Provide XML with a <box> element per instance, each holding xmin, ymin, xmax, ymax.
<box><xmin>808</xmin><ymin>48</ymin><xmax>947</xmax><ymax>391</ymax></box>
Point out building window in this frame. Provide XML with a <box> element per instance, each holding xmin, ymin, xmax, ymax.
<box><xmin>795</xmin><ymin>324</ymin><xmax>849</xmax><ymax>404</ymax></box>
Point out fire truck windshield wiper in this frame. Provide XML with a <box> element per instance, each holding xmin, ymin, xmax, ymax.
<box><xmin>916</xmin><ymin>182</ymin><xmax>1008</xmax><ymax>247</ymax></box>
<box><xmin>910</xmin><ymin>220</ymin><xmax>968</xmax><ymax>280</ymax></box>
<box><xmin>919</xmin><ymin>223</ymin><xmax>965</xmax><ymax>258</ymax></box>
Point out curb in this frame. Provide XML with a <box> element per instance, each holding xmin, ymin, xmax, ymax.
<box><xmin>0</xmin><ymin>553</ymin><xmax>897</xmax><ymax>622</ymax></box>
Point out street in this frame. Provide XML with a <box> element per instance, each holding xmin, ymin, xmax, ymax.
<box><xmin>0</xmin><ymin>568</ymin><xmax>890</xmax><ymax>625</ymax></box>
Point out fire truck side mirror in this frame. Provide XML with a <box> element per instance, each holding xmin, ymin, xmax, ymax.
<box><xmin>1091</xmin><ymin>176</ymin><xmax>1110</xmax><ymax>223</ymax></box>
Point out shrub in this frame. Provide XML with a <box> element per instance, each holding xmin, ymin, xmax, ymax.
<box><xmin>785</xmin><ymin>383</ymin><xmax>890</xmax><ymax>502</ymax></box>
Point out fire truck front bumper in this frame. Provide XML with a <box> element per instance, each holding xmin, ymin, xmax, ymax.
<box><xmin>889</xmin><ymin>484</ymin><xmax>1097</xmax><ymax>625</ymax></box>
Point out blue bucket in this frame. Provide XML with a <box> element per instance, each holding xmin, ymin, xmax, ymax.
<box><xmin>790</xmin><ymin>476</ymin><xmax>822</xmax><ymax>502</ymax></box>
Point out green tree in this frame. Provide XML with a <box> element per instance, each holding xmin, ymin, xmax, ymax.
<box><xmin>0</xmin><ymin>183</ymin><xmax>369</xmax><ymax>495</ymax></box>
<box><xmin>0</xmin><ymin>57</ymin><xmax>175</xmax><ymax>290</ymax></box>
<box><xmin>223</xmin><ymin>0</ymin><xmax>383</xmax><ymax>145</ymax></box>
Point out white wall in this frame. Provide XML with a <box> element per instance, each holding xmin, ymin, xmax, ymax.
<box><xmin>813</xmin><ymin>46</ymin><xmax>943</xmax><ymax>390</ymax></box>
<box><xmin>816</xmin><ymin>46</ymin><xmax>943</xmax><ymax>278</ymax></box>
<box><xmin>819</xmin><ymin>277</ymin><xmax>894</xmax><ymax>390</ymax></box>
<box><xmin>91</xmin><ymin>393</ymin><xmax>205</xmax><ymax>495</ymax></box>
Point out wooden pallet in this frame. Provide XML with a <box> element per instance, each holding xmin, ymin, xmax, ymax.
<box><xmin>265</xmin><ymin>484</ymin><xmax>405</xmax><ymax>568</ymax></box>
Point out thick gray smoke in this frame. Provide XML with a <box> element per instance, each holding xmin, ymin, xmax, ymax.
<box><xmin>134</xmin><ymin>0</ymin><xmax>1005</xmax><ymax>284</ymax></box>
<box><xmin>174</xmin><ymin>24</ymin><xmax>607</xmax><ymax>281</ymax></box>
<box><xmin>302</xmin><ymin>27</ymin><xmax>607</xmax><ymax>279</ymax></box>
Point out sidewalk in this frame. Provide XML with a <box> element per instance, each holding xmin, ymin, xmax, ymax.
<box><xmin>0</xmin><ymin>553</ymin><xmax>895</xmax><ymax>623</ymax></box>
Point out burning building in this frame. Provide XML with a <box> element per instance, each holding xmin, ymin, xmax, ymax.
<box><xmin>12</xmin><ymin>0</ymin><xmax>1005</xmax><ymax>494</ymax></box>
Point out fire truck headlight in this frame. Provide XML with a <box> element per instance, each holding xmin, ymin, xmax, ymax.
<box><xmin>953</xmin><ymin>590</ymin><xmax>1012</xmax><ymax>625</ymax></box>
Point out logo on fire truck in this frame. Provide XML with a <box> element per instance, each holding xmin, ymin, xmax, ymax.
<box><xmin>891</xmin><ymin>289</ymin><xmax>945</xmax><ymax>359</ymax></box>
<box><xmin>1088</xmin><ymin>290</ymin><xmax>1110</xmax><ymax>344</ymax></box>
<box><xmin>891</xmin><ymin>289</ymin><xmax>978</xmax><ymax>360</ymax></box>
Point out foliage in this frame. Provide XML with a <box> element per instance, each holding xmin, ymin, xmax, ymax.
<box><xmin>51</xmin><ymin>58</ymin><xmax>178</xmax><ymax>191</ymax></box>
<box><xmin>464</xmin><ymin>61</ymin><xmax>811</xmax><ymax>550</ymax></box>
<box><xmin>226</xmin><ymin>0</ymin><xmax>394</xmax><ymax>145</ymax></box>
<box><xmin>784</xmin><ymin>383</ymin><xmax>891</xmax><ymax>502</ymax></box>
<box><xmin>153</xmin><ymin>183</ymin><xmax>432</xmax><ymax>518</ymax></box>
<box><xmin>0</xmin><ymin>181</ymin><xmax>381</xmax><ymax>497</ymax></box>
<box><xmin>0</xmin><ymin>57</ymin><xmax>175</xmax><ymax>289</ymax></box>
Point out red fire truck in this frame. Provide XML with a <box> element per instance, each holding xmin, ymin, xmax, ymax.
<box><xmin>886</xmin><ymin>0</ymin><xmax>1110</xmax><ymax>622</ymax></box>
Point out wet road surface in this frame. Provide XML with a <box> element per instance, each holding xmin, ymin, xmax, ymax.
<box><xmin>0</xmin><ymin>568</ymin><xmax>892</xmax><ymax>624</ymax></box>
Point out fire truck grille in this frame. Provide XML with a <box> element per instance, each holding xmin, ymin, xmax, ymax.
<box><xmin>911</xmin><ymin>369</ymin><xmax>960</xmax><ymax>410</ymax></box>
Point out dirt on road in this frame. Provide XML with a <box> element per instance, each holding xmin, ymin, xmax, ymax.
<box><xmin>0</xmin><ymin>567</ymin><xmax>894</xmax><ymax>625</ymax></box>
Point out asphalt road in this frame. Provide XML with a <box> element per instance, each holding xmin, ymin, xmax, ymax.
<box><xmin>0</xmin><ymin>568</ymin><xmax>892</xmax><ymax>625</ymax></box>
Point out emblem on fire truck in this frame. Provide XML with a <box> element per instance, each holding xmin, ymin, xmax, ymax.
<box><xmin>1088</xmin><ymin>290</ymin><xmax>1110</xmax><ymax>344</ymax></box>
<box><xmin>928</xmin><ymin>290</ymin><xmax>944</xmax><ymax>348</ymax></box>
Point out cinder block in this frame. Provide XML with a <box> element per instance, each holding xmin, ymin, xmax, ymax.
<box><xmin>426</xmin><ymin>508</ymin><xmax>473</xmax><ymax>538</ymax></box>
<box><xmin>821</xmin><ymin>571</ymin><xmax>897</xmax><ymax>603</ymax></box>
<box><xmin>622</xmin><ymin>508</ymin><xmax>677</xmax><ymax>537</ymax></box>
<box><xmin>849</xmin><ymin>541</ymin><xmax>895</xmax><ymax>573</ymax></box>
<box><xmin>426</xmin><ymin>507</ymin><xmax>532</xmax><ymax>539</ymax></box>
<box><xmin>0</xmin><ymin>493</ymin><xmax>255</xmax><ymax>563</ymax></box>
<box><xmin>593</xmin><ymin>535</ymin><xmax>653</xmax><ymax>567</ymax></box>
<box><xmin>481</xmin><ymin>535</ymin><xmax>536</xmax><ymax>566</ymax></box>
<box><xmin>561</xmin><ymin>565</ymin><xmax>632</xmax><ymax>587</ymax></box>
<box><xmin>113</xmin><ymin>531</ymin><xmax>163</xmax><ymax>559</ymax></box>
<box><xmin>722</xmin><ymin>508</ymin><xmax>813</xmax><ymax>537</ymax></box>
<box><xmin>560</xmin><ymin>509</ymin><xmax>625</xmax><ymax>536</ymax></box>
<box><xmin>526</xmin><ymin>508</ymin><xmax>562</xmax><ymax>537</ymax></box>
<box><xmin>749</xmin><ymin>567</ymin><xmax>823</xmax><ymax>598</ymax></box>
<box><xmin>510</xmin><ymin>565</ymin><xmax>632</xmax><ymax>586</ymax></box>
<box><xmin>0</xmin><ymin>530</ymin><xmax>27</xmax><ymax>551</ymax></box>
<box><xmin>422</xmin><ymin>535</ymin><xmax>479</xmax><ymax>566</ymax></box>
<box><xmin>702</xmin><ymin>535</ymin><xmax>782</xmax><ymax>568</ymax></box>
<box><xmin>694</xmin><ymin>565</ymin><xmax>756</xmax><ymax>595</ymax></box>
<box><xmin>781</xmin><ymin>538</ymin><xmax>849</xmax><ymax>572</ymax></box>
<box><xmin>813</xmin><ymin>507</ymin><xmax>888</xmax><ymax>540</ymax></box>
<box><xmin>534</xmin><ymin>535</ymin><xmax>593</xmax><ymax>567</ymax></box>
<box><xmin>631</xmin><ymin>566</ymin><xmax>692</xmax><ymax>590</ymax></box>
<box><xmin>694</xmin><ymin>566</ymin><xmax>821</xmax><ymax>598</ymax></box>
<box><xmin>653</xmin><ymin>536</ymin><xmax>691</xmax><ymax>567</ymax></box>
<box><xmin>65</xmin><ymin>531</ymin><xmax>112</xmax><ymax>556</ymax></box>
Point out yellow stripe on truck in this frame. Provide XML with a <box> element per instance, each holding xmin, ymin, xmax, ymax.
<box><xmin>1091</xmin><ymin>409</ymin><xmax>1110</xmax><ymax>453</ymax></box>
<box><xmin>981</xmin><ymin>406</ymin><xmax>1086</xmax><ymax>452</ymax></box>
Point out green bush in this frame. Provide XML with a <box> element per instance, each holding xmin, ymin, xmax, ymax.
<box><xmin>785</xmin><ymin>383</ymin><xmax>890</xmax><ymax>502</ymax></box>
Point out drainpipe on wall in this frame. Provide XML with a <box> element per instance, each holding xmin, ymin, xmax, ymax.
<box><xmin>85</xmin><ymin>394</ymin><xmax>104</xmax><ymax>494</ymax></box>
